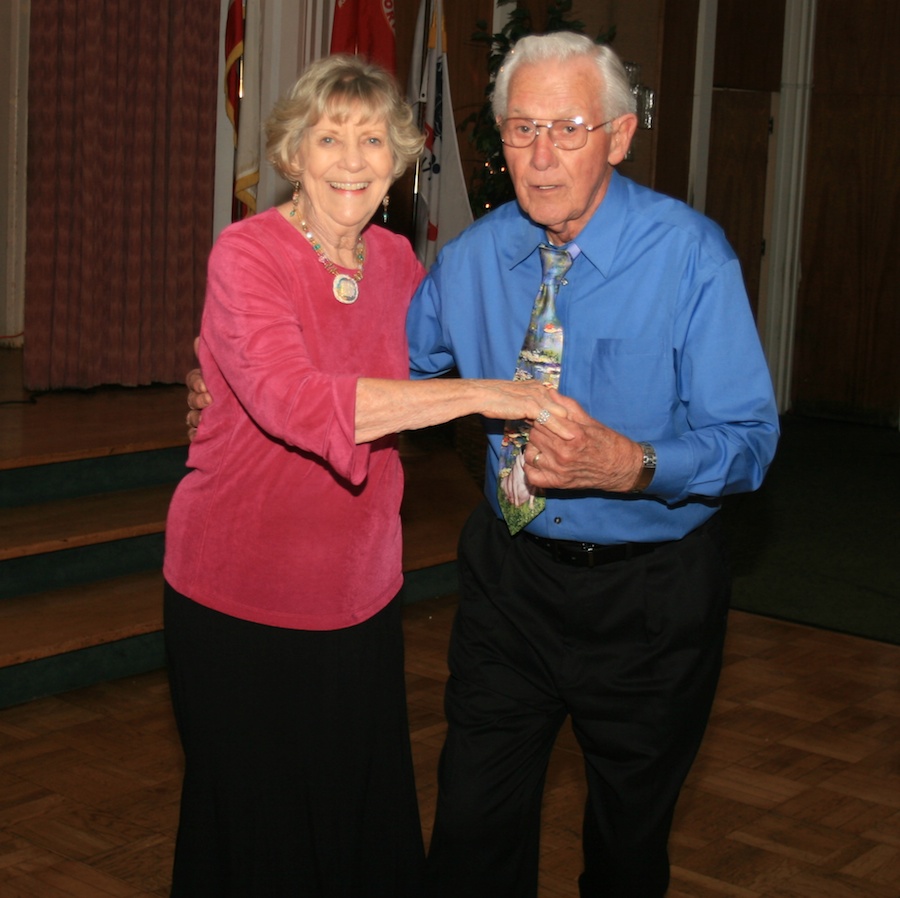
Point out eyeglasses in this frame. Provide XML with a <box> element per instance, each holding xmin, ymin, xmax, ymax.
<box><xmin>498</xmin><ymin>116</ymin><xmax>616</xmax><ymax>150</ymax></box>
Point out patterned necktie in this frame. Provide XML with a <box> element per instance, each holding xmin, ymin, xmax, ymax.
<box><xmin>498</xmin><ymin>244</ymin><xmax>573</xmax><ymax>534</ymax></box>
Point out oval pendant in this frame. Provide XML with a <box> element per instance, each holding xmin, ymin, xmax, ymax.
<box><xmin>332</xmin><ymin>274</ymin><xmax>359</xmax><ymax>304</ymax></box>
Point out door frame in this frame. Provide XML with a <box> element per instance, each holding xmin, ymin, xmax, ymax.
<box><xmin>691</xmin><ymin>0</ymin><xmax>817</xmax><ymax>412</ymax></box>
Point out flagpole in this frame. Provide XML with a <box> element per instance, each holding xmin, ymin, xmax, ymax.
<box><xmin>415</xmin><ymin>0</ymin><xmax>434</xmax><ymax>128</ymax></box>
<box><xmin>410</xmin><ymin>0</ymin><xmax>434</xmax><ymax>234</ymax></box>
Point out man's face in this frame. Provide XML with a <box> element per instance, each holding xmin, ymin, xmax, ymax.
<box><xmin>501</xmin><ymin>57</ymin><xmax>636</xmax><ymax>244</ymax></box>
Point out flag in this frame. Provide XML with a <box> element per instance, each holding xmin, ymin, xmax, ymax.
<box><xmin>223</xmin><ymin>0</ymin><xmax>244</xmax><ymax>135</ymax></box>
<box><xmin>331</xmin><ymin>0</ymin><xmax>396</xmax><ymax>74</ymax></box>
<box><xmin>223</xmin><ymin>0</ymin><xmax>260</xmax><ymax>219</ymax></box>
<box><xmin>233</xmin><ymin>0</ymin><xmax>260</xmax><ymax>217</ymax></box>
<box><xmin>409</xmin><ymin>0</ymin><xmax>473</xmax><ymax>267</ymax></box>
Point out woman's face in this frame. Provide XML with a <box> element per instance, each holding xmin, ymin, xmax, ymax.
<box><xmin>297</xmin><ymin>108</ymin><xmax>394</xmax><ymax>234</ymax></box>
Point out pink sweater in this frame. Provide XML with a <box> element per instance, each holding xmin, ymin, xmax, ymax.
<box><xmin>164</xmin><ymin>209</ymin><xmax>425</xmax><ymax>630</ymax></box>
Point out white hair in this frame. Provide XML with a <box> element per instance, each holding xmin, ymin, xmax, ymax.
<box><xmin>491</xmin><ymin>32</ymin><xmax>636</xmax><ymax>128</ymax></box>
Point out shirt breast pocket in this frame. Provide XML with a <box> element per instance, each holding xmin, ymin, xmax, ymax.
<box><xmin>589</xmin><ymin>338</ymin><xmax>673</xmax><ymax>434</ymax></box>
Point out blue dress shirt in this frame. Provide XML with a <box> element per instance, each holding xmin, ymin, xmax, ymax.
<box><xmin>407</xmin><ymin>171</ymin><xmax>779</xmax><ymax>544</ymax></box>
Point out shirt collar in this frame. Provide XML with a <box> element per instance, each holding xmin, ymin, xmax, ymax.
<box><xmin>573</xmin><ymin>170</ymin><xmax>626</xmax><ymax>277</ymax></box>
<box><xmin>506</xmin><ymin>169</ymin><xmax>626</xmax><ymax>277</ymax></box>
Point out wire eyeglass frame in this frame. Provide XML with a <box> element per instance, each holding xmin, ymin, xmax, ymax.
<box><xmin>498</xmin><ymin>116</ymin><xmax>617</xmax><ymax>150</ymax></box>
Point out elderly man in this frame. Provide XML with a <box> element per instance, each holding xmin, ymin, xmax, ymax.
<box><xmin>407</xmin><ymin>33</ymin><xmax>779</xmax><ymax>898</ymax></box>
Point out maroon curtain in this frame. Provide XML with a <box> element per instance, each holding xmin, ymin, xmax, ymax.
<box><xmin>24</xmin><ymin>0</ymin><xmax>220</xmax><ymax>389</ymax></box>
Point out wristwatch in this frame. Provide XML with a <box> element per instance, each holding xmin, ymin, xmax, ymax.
<box><xmin>631</xmin><ymin>441</ymin><xmax>657</xmax><ymax>493</ymax></box>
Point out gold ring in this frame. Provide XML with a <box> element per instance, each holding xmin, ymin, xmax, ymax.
<box><xmin>533</xmin><ymin>452</ymin><xmax>542</xmax><ymax>468</ymax></box>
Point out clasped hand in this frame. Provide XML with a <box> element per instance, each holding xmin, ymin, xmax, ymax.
<box><xmin>186</xmin><ymin>368</ymin><xmax>642</xmax><ymax>494</ymax></box>
<box><xmin>524</xmin><ymin>392</ymin><xmax>644</xmax><ymax>494</ymax></box>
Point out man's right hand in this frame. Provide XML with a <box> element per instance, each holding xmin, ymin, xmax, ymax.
<box><xmin>185</xmin><ymin>367</ymin><xmax>211</xmax><ymax>441</ymax></box>
<box><xmin>186</xmin><ymin>338</ymin><xmax>212</xmax><ymax>442</ymax></box>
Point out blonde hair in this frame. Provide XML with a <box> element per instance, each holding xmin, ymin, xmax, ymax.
<box><xmin>266</xmin><ymin>54</ymin><xmax>424</xmax><ymax>182</ymax></box>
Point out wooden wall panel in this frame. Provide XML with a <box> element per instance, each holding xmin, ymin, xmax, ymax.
<box><xmin>791</xmin><ymin>1</ymin><xmax>900</xmax><ymax>424</ymax></box>
<box><xmin>809</xmin><ymin>0</ymin><xmax>900</xmax><ymax>96</ymax></box>
<box><xmin>713</xmin><ymin>0</ymin><xmax>784</xmax><ymax>91</ymax></box>
<box><xmin>655</xmin><ymin>0</ymin><xmax>700</xmax><ymax>202</ymax></box>
<box><xmin>573</xmin><ymin>0</ymin><xmax>665</xmax><ymax>188</ymax></box>
<box><xmin>705</xmin><ymin>90</ymin><xmax>771</xmax><ymax>317</ymax></box>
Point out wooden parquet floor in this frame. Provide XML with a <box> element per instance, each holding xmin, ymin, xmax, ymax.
<box><xmin>0</xmin><ymin>597</ymin><xmax>898</xmax><ymax>897</ymax></box>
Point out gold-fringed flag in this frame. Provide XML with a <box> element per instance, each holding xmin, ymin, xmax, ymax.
<box><xmin>331</xmin><ymin>0</ymin><xmax>396</xmax><ymax>74</ymax></box>
<box><xmin>224</xmin><ymin>0</ymin><xmax>243</xmax><ymax>136</ymax></box>
<box><xmin>224</xmin><ymin>0</ymin><xmax>260</xmax><ymax>220</ymax></box>
<box><xmin>409</xmin><ymin>0</ymin><xmax>473</xmax><ymax>267</ymax></box>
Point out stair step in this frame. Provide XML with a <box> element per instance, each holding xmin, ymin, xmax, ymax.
<box><xmin>0</xmin><ymin>382</ymin><xmax>187</xmax><ymax>471</ymax></box>
<box><xmin>0</xmin><ymin>483</ymin><xmax>176</xmax><ymax>561</ymax></box>
<box><xmin>0</xmin><ymin>570</ymin><xmax>164</xmax><ymax>669</ymax></box>
<box><xmin>1</xmin><ymin>534</ymin><xmax>165</xmax><ymax>602</ymax></box>
<box><xmin>0</xmin><ymin>414</ymin><xmax>484</xmax><ymax>706</ymax></box>
<box><xmin>0</xmin><ymin>446</ymin><xmax>188</xmax><ymax>508</ymax></box>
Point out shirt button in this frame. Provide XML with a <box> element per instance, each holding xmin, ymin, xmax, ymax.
<box><xmin>554</xmin><ymin>517</ymin><xmax>562</xmax><ymax>524</ymax></box>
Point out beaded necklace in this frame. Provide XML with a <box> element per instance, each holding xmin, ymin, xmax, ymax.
<box><xmin>298</xmin><ymin>219</ymin><xmax>366</xmax><ymax>305</ymax></box>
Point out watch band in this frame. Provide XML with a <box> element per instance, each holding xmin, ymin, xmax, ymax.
<box><xmin>631</xmin><ymin>441</ymin><xmax>657</xmax><ymax>493</ymax></box>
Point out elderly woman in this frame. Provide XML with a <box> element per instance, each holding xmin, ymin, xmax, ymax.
<box><xmin>163</xmin><ymin>55</ymin><xmax>569</xmax><ymax>897</ymax></box>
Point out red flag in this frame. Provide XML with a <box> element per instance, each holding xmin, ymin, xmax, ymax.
<box><xmin>331</xmin><ymin>0</ymin><xmax>396</xmax><ymax>74</ymax></box>
<box><xmin>223</xmin><ymin>0</ymin><xmax>259</xmax><ymax>221</ymax></box>
<box><xmin>233</xmin><ymin>0</ymin><xmax>260</xmax><ymax>220</ymax></box>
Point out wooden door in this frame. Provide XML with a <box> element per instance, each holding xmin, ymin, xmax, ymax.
<box><xmin>704</xmin><ymin>0</ymin><xmax>784</xmax><ymax>322</ymax></box>
<box><xmin>657</xmin><ymin>0</ymin><xmax>783</xmax><ymax>320</ymax></box>
<box><xmin>654</xmin><ymin>0</ymin><xmax>700</xmax><ymax>204</ymax></box>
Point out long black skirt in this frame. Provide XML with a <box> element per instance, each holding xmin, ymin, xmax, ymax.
<box><xmin>164</xmin><ymin>583</ymin><xmax>425</xmax><ymax>898</ymax></box>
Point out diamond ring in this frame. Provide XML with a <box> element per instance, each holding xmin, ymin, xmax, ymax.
<box><xmin>536</xmin><ymin>409</ymin><xmax>551</xmax><ymax>425</ymax></box>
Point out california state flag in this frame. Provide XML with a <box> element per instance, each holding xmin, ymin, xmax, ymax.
<box><xmin>331</xmin><ymin>0</ymin><xmax>396</xmax><ymax>74</ymax></box>
<box><xmin>409</xmin><ymin>0</ymin><xmax>473</xmax><ymax>266</ymax></box>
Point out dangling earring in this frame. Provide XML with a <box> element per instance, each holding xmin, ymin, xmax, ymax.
<box><xmin>289</xmin><ymin>181</ymin><xmax>301</xmax><ymax>217</ymax></box>
<box><xmin>382</xmin><ymin>194</ymin><xmax>390</xmax><ymax>224</ymax></box>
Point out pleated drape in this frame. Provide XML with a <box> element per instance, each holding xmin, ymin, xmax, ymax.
<box><xmin>24</xmin><ymin>0</ymin><xmax>220</xmax><ymax>389</ymax></box>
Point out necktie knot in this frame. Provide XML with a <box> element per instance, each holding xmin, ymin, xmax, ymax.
<box><xmin>539</xmin><ymin>244</ymin><xmax>573</xmax><ymax>286</ymax></box>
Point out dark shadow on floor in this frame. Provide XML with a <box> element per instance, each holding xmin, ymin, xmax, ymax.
<box><xmin>722</xmin><ymin>413</ymin><xmax>900</xmax><ymax>644</ymax></box>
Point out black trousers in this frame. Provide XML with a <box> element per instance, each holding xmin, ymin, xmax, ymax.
<box><xmin>164</xmin><ymin>585</ymin><xmax>424</xmax><ymax>898</ymax></box>
<box><xmin>425</xmin><ymin>503</ymin><xmax>731</xmax><ymax>898</ymax></box>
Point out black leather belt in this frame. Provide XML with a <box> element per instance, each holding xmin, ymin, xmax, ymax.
<box><xmin>522</xmin><ymin>531</ymin><xmax>664</xmax><ymax>568</ymax></box>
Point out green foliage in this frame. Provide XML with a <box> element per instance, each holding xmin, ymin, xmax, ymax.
<box><xmin>463</xmin><ymin>0</ymin><xmax>615</xmax><ymax>218</ymax></box>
